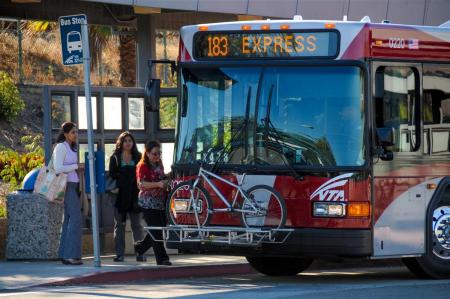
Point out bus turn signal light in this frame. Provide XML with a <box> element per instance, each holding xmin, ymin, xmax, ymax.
<box><xmin>198</xmin><ymin>26</ymin><xmax>209</xmax><ymax>31</ymax></box>
<box><xmin>427</xmin><ymin>183</ymin><xmax>437</xmax><ymax>189</ymax></box>
<box><xmin>280</xmin><ymin>24</ymin><xmax>290</xmax><ymax>30</ymax></box>
<box><xmin>348</xmin><ymin>203</ymin><xmax>370</xmax><ymax>217</ymax></box>
<box><xmin>241</xmin><ymin>25</ymin><xmax>252</xmax><ymax>30</ymax></box>
<box><xmin>325</xmin><ymin>23</ymin><xmax>335</xmax><ymax>29</ymax></box>
<box><xmin>261</xmin><ymin>24</ymin><xmax>270</xmax><ymax>30</ymax></box>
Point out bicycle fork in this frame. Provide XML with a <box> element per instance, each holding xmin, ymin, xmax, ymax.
<box><xmin>190</xmin><ymin>176</ymin><xmax>203</xmax><ymax>229</ymax></box>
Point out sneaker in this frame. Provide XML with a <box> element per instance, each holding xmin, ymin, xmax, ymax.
<box><xmin>157</xmin><ymin>260</ymin><xmax>172</xmax><ymax>266</ymax></box>
<box><xmin>113</xmin><ymin>255</ymin><xmax>124</xmax><ymax>262</ymax></box>
<box><xmin>136</xmin><ymin>254</ymin><xmax>147</xmax><ymax>262</ymax></box>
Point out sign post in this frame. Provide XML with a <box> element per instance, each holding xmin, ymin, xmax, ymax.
<box><xmin>59</xmin><ymin>14</ymin><xmax>101</xmax><ymax>267</ymax></box>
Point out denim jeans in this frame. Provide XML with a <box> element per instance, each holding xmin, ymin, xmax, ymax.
<box><xmin>58</xmin><ymin>182</ymin><xmax>82</xmax><ymax>259</ymax></box>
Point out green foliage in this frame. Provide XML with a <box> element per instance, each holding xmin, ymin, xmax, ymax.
<box><xmin>0</xmin><ymin>71</ymin><xmax>25</xmax><ymax>122</ymax></box>
<box><xmin>159</xmin><ymin>97</ymin><xmax>177</xmax><ymax>129</ymax></box>
<box><xmin>0</xmin><ymin>134</ymin><xmax>45</xmax><ymax>187</ymax></box>
<box><xmin>0</xmin><ymin>202</ymin><xmax>5</xmax><ymax>218</ymax></box>
<box><xmin>21</xmin><ymin>134</ymin><xmax>44</xmax><ymax>156</ymax></box>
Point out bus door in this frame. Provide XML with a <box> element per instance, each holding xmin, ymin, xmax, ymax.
<box><xmin>371</xmin><ymin>62</ymin><xmax>429</xmax><ymax>257</ymax></box>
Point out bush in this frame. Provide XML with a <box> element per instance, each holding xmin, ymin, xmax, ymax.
<box><xmin>0</xmin><ymin>150</ymin><xmax>44</xmax><ymax>188</ymax></box>
<box><xmin>0</xmin><ymin>71</ymin><xmax>25</xmax><ymax>122</ymax></box>
<box><xmin>0</xmin><ymin>135</ymin><xmax>44</xmax><ymax>189</ymax></box>
<box><xmin>0</xmin><ymin>201</ymin><xmax>5</xmax><ymax>218</ymax></box>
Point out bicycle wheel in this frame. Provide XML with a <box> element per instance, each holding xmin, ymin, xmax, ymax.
<box><xmin>240</xmin><ymin>185</ymin><xmax>286</xmax><ymax>229</ymax></box>
<box><xmin>166</xmin><ymin>182</ymin><xmax>212</xmax><ymax>226</ymax></box>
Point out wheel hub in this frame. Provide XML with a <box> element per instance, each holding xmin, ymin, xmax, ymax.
<box><xmin>432</xmin><ymin>206</ymin><xmax>450</xmax><ymax>259</ymax></box>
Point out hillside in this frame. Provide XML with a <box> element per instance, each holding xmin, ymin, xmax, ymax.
<box><xmin>0</xmin><ymin>25</ymin><xmax>179</xmax><ymax>153</ymax></box>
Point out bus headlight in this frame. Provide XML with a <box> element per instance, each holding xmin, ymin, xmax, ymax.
<box><xmin>313</xmin><ymin>202</ymin><xmax>346</xmax><ymax>217</ymax></box>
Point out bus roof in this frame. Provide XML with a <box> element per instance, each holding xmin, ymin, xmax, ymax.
<box><xmin>179</xmin><ymin>18</ymin><xmax>450</xmax><ymax>62</ymax></box>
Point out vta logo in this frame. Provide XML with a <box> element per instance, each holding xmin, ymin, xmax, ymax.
<box><xmin>310</xmin><ymin>173</ymin><xmax>354</xmax><ymax>202</ymax></box>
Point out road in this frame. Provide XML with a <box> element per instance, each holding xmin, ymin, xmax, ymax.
<box><xmin>1</xmin><ymin>265</ymin><xmax>449</xmax><ymax>299</ymax></box>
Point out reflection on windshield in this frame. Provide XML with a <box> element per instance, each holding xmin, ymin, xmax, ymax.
<box><xmin>176</xmin><ymin>66</ymin><xmax>365</xmax><ymax>167</ymax></box>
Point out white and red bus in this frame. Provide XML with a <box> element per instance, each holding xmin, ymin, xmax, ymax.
<box><xmin>159</xmin><ymin>17</ymin><xmax>450</xmax><ymax>278</ymax></box>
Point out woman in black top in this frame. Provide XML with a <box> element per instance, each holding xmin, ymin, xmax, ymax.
<box><xmin>109</xmin><ymin>132</ymin><xmax>145</xmax><ymax>262</ymax></box>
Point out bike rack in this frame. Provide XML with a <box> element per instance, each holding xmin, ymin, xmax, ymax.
<box><xmin>144</xmin><ymin>225</ymin><xmax>294</xmax><ymax>246</ymax></box>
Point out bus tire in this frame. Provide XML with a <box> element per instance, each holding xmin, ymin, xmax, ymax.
<box><xmin>403</xmin><ymin>189</ymin><xmax>450</xmax><ymax>279</ymax></box>
<box><xmin>246</xmin><ymin>256</ymin><xmax>313</xmax><ymax>276</ymax></box>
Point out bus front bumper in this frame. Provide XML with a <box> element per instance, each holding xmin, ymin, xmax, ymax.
<box><xmin>166</xmin><ymin>228</ymin><xmax>372</xmax><ymax>257</ymax></box>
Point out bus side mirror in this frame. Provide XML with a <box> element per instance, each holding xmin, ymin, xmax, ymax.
<box><xmin>145</xmin><ymin>78</ymin><xmax>161</xmax><ymax>112</ymax></box>
<box><xmin>376</xmin><ymin>127</ymin><xmax>395</xmax><ymax>147</ymax></box>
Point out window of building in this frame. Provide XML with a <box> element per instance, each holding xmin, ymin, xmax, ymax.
<box><xmin>129</xmin><ymin>97</ymin><xmax>145</xmax><ymax>130</ymax></box>
<box><xmin>51</xmin><ymin>95</ymin><xmax>71</xmax><ymax>129</ymax></box>
<box><xmin>78</xmin><ymin>96</ymin><xmax>98</xmax><ymax>130</ymax></box>
<box><xmin>103</xmin><ymin>97</ymin><xmax>122</xmax><ymax>130</ymax></box>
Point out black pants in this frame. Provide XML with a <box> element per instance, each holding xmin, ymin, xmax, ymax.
<box><xmin>135</xmin><ymin>208</ymin><xmax>169</xmax><ymax>263</ymax></box>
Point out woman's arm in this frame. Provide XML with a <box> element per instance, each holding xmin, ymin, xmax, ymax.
<box><xmin>136</xmin><ymin>163</ymin><xmax>166</xmax><ymax>190</ymax></box>
<box><xmin>53</xmin><ymin>143</ymin><xmax>78</xmax><ymax>174</ymax></box>
<box><xmin>109</xmin><ymin>154</ymin><xmax>120</xmax><ymax>179</ymax></box>
<box><xmin>138</xmin><ymin>180</ymin><xmax>165</xmax><ymax>190</ymax></box>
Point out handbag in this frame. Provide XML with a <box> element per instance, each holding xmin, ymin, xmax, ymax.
<box><xmin>33</xmin><ymin>158</ymin><xmax>67</xmax><ymax>203</ymax></box>
<box><xmin>105</xmin><ymin>174</ymin><xmax>119</xmax><ymax>194</ymax></box>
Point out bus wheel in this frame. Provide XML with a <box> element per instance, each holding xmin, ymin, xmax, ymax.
<box><xmin>403</xmin><ymin>205</ymin><xmax>450</xmax><ymax>279</ymax></box>
<box><xmin>246</xmin><ymin>256</ymin><xmax>313</xmax><ymax>276</ymax></box>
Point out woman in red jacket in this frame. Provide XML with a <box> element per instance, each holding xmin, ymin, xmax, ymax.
<box><xmin>134</xmin><ymin>140</ymin><xmax>171</xmax><ymax>266</ymax></box>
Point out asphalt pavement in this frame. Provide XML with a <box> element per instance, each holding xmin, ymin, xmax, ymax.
<box><xmin>1</xmin><ymin>265</ymin><xmax>449</xmax><ymax>299</ymax></box>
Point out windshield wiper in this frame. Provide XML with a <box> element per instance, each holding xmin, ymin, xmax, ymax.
<box><xmin>263</xmin><ymin>84</ymin><xmax>274</xmax><ymax>157</ymax></box>
<box><xmin>243</xmin><ymin>86</ymin><xmax>252</xmax><ymax>160</ymax></box>
<box><xmin>253</xmin><ymin>70</ymin><xmax>264</xmax><ymax>163</ymax></box>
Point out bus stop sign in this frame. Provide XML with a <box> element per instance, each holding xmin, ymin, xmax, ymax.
<box><xmin>58</xmin><ymin>14</ymin><xmax>86</xmax><ymax>66</ymax></box>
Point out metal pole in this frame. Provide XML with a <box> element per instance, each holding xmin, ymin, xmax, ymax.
<box><xmin>81</xmin><ymin>19</ymin><xmax>101</xmax><ymax>268</ymax></box>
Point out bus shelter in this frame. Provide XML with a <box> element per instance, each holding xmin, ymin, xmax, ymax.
<box><xmin>43</xmin><ymin>85</ymin><xmax>176</xmax><ymax>234</ymax></box>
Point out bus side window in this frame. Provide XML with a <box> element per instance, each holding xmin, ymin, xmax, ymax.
<box><xmin>374</xmin><ymin>66</ymin><xmax>420</xmax><ymax>153</ymax></box>
<box><xmin>423</xmin><ymin>65</ymin><xmax>450</xmax><ymax>155</ymax></box>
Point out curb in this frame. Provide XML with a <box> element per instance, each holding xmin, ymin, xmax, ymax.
<box><xmin>38</xmin><ymin>263</ymin><xmax>255</xmax><ymax>287</ymax></box>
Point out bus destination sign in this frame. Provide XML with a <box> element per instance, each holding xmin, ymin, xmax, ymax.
<box><xmin>194</xmin><ymin>30</ymin><xmax>339</xmax><ymax>60</ymax></box>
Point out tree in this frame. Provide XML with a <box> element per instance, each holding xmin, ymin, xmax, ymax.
<box><xmin>0</xmin><ymin>71</ymin><xmax>24</xmax><ymax>122</ymax></box>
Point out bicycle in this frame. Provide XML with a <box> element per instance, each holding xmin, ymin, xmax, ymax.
<box><xmin>166</xmin><ymin>158</ymin><xmax>287</xmax><ymax>230</ymax></box>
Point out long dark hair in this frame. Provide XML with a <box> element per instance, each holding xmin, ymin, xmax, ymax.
<box><xmin>56</xmin><ymin>122</ymin><xmax>77</xmax><ymax>152</ymax></box>
<box><xmin>113</xmin><ymin>131</ymin><xmax>141</xmax><ymax>163</ymax></box>
<box><xmin>140</xmin><ymin>140</ymin><xmax>161</xmax><ymax>168</ymax></box>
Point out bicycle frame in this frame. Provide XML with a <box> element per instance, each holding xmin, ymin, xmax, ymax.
<box><xmin>191</xmin><ymin>167</ymin><xmax>260</xmax><ymax>215</ymax></box>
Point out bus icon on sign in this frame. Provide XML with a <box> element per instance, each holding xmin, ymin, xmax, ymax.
<box><xmin>67</xmin><ymin>31</ymin><xmax>82</xmax><ymax>53</ymax></box>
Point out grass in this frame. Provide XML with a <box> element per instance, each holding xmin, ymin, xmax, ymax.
<box><xmin>0</xmin><ymin>29</ymin><xmax>121</xmax><ymax>86</ymax></box>
<box><xmin>0</xmin><ymin>25</ymin><xmax>180</xmax><ymax>87</ymax></box>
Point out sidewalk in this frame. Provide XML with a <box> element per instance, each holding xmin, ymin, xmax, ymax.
<box><xmin>0</xmin><ymin>254</ymin><xmax>251</xmax><ymax>291</ymax></box>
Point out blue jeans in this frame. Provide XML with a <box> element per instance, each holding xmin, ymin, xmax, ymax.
<box><xmin>58</xmin><ymin>182</ymin><xmax>82</xmax><ymax>259</ymax></box>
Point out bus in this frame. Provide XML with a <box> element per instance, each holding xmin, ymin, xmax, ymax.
<box><xmin>149</xmin><ymin>16</ymin><xmax>450</xmax><ymax>278</ymax></box>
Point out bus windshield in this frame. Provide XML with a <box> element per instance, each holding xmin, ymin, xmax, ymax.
<box><xmin>176</xmin><ymin>66</ymin><xmax>365</xmax><ymax>168</ymax></box>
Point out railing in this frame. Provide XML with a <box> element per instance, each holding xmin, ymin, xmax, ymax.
<box><xmin>144</xmin><ymin>225</ymin><xmax>293</xmax><ymax>246</ymax></box>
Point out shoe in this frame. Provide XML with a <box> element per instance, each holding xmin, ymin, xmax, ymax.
<box><xmin>136</xmin><ymin>254</ymin><xmax>147</xmax><ymax>262</ymax></box>
<box><xmin>157</xmin><ymin>260</ymin><xmax>172</xmax><ymax>266</ymax></box>
<box><xmin>113</xmin><ymin>255</ymin><xmax>124</xmax><ymax>262</ymax></box>
<box><xmin>62</xmin><ymin>258</ymin><xmax>83</xmax><ymax>265</ymax></box>
<box><xmin>134</xmin><ymin>242</ymin><xmax>142</xmax><ymax>255</ymax></box>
